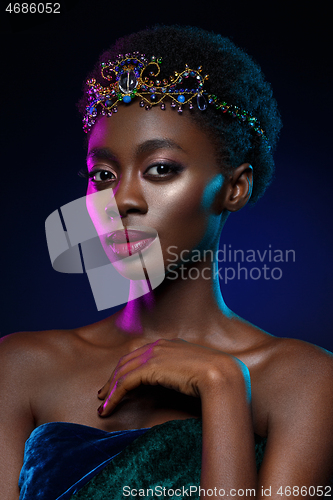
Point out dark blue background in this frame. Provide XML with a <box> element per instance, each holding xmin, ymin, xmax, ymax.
<box><xmin>1</xmin><ymin>1</ymin><xmax>332</xmax><ymax>351</ymax></box>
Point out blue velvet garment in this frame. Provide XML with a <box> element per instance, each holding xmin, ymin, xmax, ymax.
<box><xmin>19</xmin><ymin>418</ymin><xmax>268</xmax><ymax>500</ymax></box>
<box><xmin>18</xmin><ymin>422</ymin><xmax>150</xmax><ymax>500</ymax></box>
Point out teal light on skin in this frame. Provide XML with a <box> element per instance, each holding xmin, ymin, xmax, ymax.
<box><xmin>196</xmin><ymin>172</ymin><xmax>227</xmax><ymax>254</ymax></box>
<box><xmin>200</xmin><ymin>173</ymin><xmax>225</xmax><ymax>210</ymax></box>
<box><xmin>199</xmin><ymin>172</ymin><xmax>235</xmax><ymax>318</ymax></box>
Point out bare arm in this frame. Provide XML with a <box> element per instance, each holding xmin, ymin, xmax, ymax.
<box><xmin>257</xmin><ymin>345</ymin><xmax>333</xmax><ymax>499</ymax></box>
<box><xmin>0</xmin><ymin>333</ymin><xmax>36</xmax><ymax>500</ymax></box>
<box><xmin>199</xmin><ymin>359</ymin><xmax>257</xmax><ymax>496</ymax></box>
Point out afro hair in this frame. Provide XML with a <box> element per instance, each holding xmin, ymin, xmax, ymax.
<box><xmin>78</xmin><ymin>25</ymin><xmax>282</xmax><ymax>203</ymax></box>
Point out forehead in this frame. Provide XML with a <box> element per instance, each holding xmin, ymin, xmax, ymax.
<box><xmin>87</xmin><ymin>104</ymin><xmax>217</xmax><ymax>162</ymax></box>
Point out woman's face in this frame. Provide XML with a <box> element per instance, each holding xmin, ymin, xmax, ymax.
<box><xmin>85</xmin><ymin>104</ymin><xmax>226</xmax><ymax>280</ymax></box>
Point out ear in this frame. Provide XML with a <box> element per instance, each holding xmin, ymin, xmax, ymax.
<box><xmin>221</xmin><ymin>163</ymin><xmax>253</xmax><ymax>212</ymax></box>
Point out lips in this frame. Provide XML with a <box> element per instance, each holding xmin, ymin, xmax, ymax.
<box><xmin>109</xmin><ymin>229</ymin><xmax>155</xmax><ymax>244</ymax></box>
<box><xmin>106</xmin><ymin>228</ymin><xmax>157</xmax><ymax>258</ymax></box>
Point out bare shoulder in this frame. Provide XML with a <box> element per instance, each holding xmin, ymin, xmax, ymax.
<box><xmin>233</xmin><ymin>317</ymin><xmax>333</xmax><ymax>387</ymax></box>
<box><xmin>0</xmin><ymin>328</ymin><xmax>79</xmax><ymax>360</ymax></box>
<box><xmin>0</xmin><ymin>317</ymin><xmax>121</xmax><ymax>397</ymax></box>
<box><xmin>0</xmin><ymin>328</ymin><xmax>86</xmax><ymax>383</ymax></box>
<box><xmin>262</xmin><ymin>336</ymin><xmax>333</xmax><ymax>383</ymax></box>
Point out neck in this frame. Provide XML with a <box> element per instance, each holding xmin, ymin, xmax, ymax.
<box><xmin>114</xmin><ymin>251</ymin><xmax>234</xmax><ymax>342</ymax></box>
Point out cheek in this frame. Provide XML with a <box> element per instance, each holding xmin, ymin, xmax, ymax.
<box><xmin>153</xmin><ymin>173</ymin><xmax>224</xmax><ymax>250</ymax></box>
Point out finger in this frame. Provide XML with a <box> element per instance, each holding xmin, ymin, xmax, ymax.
<box><xmin>98</xmin><ymin>363</ymin><xmax>154</xmax><ymax>417</ymax></box>
<box><xmin>114</xmin><ymin>342</ymin><xmax>158</xmax><ymax>369</ymax></box>
<box><xmin>97</xmin><ymin>352</ymin><xmax>151</xmax><ymax>416</ymax></box>
<box><xmin>97</xmin><ymin>383</ymin><xmax>110</xmax><ymax>400</ymax></box>
<box><xmin>96</xmin><ymin>342</ymin><xmax>157</xmax><ymax>398</ymax></box>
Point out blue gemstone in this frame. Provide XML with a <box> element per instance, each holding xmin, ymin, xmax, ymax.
<box><xmin>177</xmin><ymin>95</ymin><xmax>185</xmax><ymax>103</ymax></box>
<box><xmin>89</xmin><ymin>106</ymin><xmax>97</xmax><ymax>116</ymax></box>
<box><xmin>105</xmin><ymin>99</ymin><xmax>113</xmax><ymax>107</ymax></box>
<box><xmin>123</xmin><ymin>95</ymin><xmax>132</xmax><ymax>103</ymax></box>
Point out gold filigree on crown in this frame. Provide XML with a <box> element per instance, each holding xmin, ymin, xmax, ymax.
<box><xmin>82</xmin><ymin>52</ymin><xmax>268</xmax><ymax>148</ymax></box>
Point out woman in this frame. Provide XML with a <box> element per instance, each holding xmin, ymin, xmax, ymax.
<box><xmin>1</xmin><ymin>25</ymin><xmax>333</xmax><ymax>500</ymax></box>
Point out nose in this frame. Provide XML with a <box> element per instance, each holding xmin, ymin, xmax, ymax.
<box><xmin>105</xmin><ymin>174</ymin><xmax>148</xmax><ymax>219</ymax></box>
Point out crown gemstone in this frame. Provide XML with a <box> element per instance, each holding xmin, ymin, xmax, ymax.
<box><xmin>197</xmin><ymin>94</ymin><xmax>207</xmax><ymax>111</ymax></box>
<box><xmin>89</xmin><ymin>106</ymin><xmax>97</xmax><ymax>116</ymax></box>
<box><xmin>177</xmin><ymin>95</ymin><xmax>185</xmax><ymax>103</ymax></box>
<box><xmin>123</xmin><ymin>95</ymin><xmax>132</xmax><ymax>103</ymax></box>
<box><xmin>119</xmin><ymin>71</ymin><xmax>137</xmax><ymax>93</ymax></box>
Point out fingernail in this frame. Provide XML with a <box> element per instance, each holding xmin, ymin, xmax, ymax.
<box><xmin>98</xmin><ymin>389</ymin><xmax>102</xmax><ymax>395</ymax></box>
<box><xmin>97</xmin><ymin>404</ymin><xmax>104</xmax><ymax>415</ymax></box>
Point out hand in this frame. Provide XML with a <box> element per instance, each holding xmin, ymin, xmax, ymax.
<box><xmin>97</xmin><ymin>338</ymin><xmax>246</xmax><ymax>417</ymax></box>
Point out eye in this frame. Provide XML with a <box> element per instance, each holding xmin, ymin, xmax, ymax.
<box><xmin>145</xmin><ymin>163</ymin><xmax>182</xmax><ymax>177</ymax></box>
<box><xmin>88</xmin><ymin>169</ymin><xmax>116</xmax><ymax>183</ymax></box>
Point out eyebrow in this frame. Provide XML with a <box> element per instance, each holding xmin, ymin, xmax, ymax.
<box><xmin>135</xmin><ymin>138</ymin><xmax>184</xmax><ymax>155</ymax></box>
<box><xmin>86</xmin><ymin>138</ymin><xmax>184</xmax><ymax>163</ymax></box>
<box><xmin>86</xmin><ymin>147</ymin><xmax>117</xmax><ymax>163</ymax></box>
